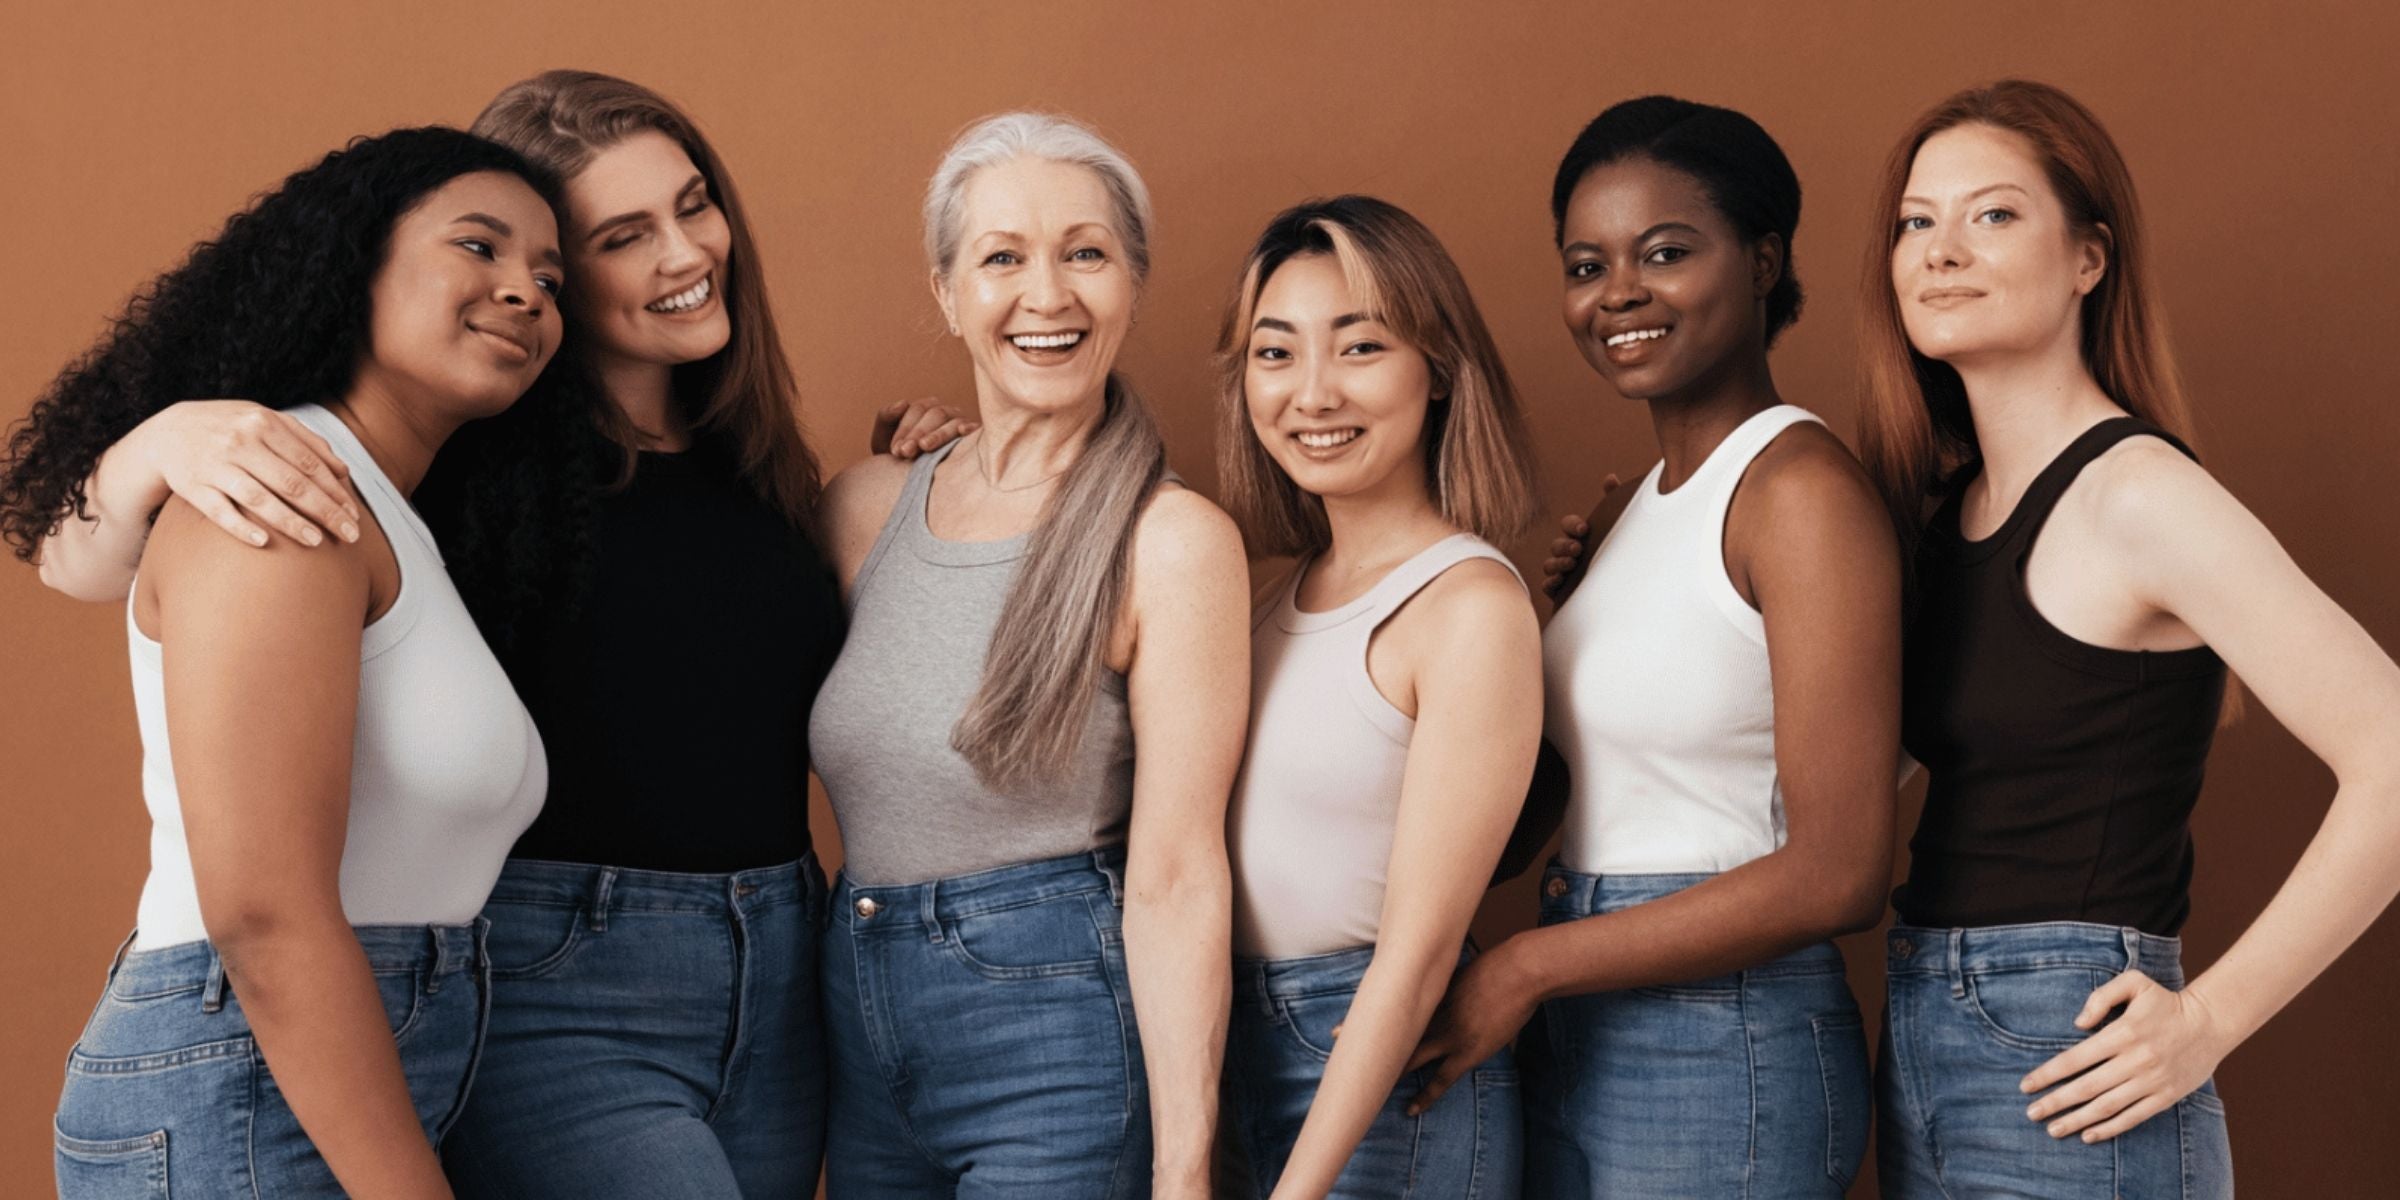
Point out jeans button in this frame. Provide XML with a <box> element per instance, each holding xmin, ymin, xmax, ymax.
<box><xmin>1543</xmin><ymin>876</ymin><xmax>1570</xmax><ymax>899</ymax></box>
<box><xmin>1893</xmin><ymin>937</ymin><xmax>1915</xmax><ymax>959</ymax></box>
<box><xmin>854</xmin><ymin>897</ymin><xmax>880</xmax><ymax>919</ymax></box>
<box><xmin>733</xmin><ymin>883</ymin><xmax>757</xmax><ymax>899</ymax></box>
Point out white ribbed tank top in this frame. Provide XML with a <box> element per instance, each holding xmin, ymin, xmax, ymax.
<box><xmin>126</xmin><ymin>404</ymin><xmax>547</xmax><ymax>949</ymax></box>
<box><xmin>1544</xmin><ymin>404</ymin><xmax>1821</xmax><ymax>875</ymax></box>
<box><xmin>1229</xmin><ymin>533</ymin><xmax>1522</xmax><ymax>959</ymax></box>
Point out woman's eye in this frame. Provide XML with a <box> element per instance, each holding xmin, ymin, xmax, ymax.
<box><xmin>1646</xmin><ymin>246</ymin><xmax>1689</xmax><ymax>265</ymax></box>
<box><xmin>1897</xmin><ymin>215</ymin><xmax>1933</xmax><ymax>233</ymax></box>
<box><xmin>678</xmin><ymin>199</ymin><xmax>712</xmax><ymax>219</ymax></box>
<box><xmin>1567</xmin><ymin>260</ymin><xmax>1602</xmax><ymax>280</ymax></box>
<box><xmin>983</xmin><ymin>251</ymin><xmax>1019</xmax><ymax>267</ymax></box>
<box><xmin>1977</xmin><ymin>208</ymin><xmax>2016</xmax><ymax>225</ymax></box>
<box><xmin>1342</xmin><ymin>340</ymin><xmax>1386</xmax><ymax>356</ymax></box>
<box><xmin>458</xmin><ymin>238</ymin><xmax>495</xmax><ymax>258</ymax></box>
<box><xmin>534</xmin><ymin>276</ymin><xmax>563</xmax><ymax>296</ymax></box>
<box><xmin>1069</xmin><ymin>246</ymin><xmax>1107</xmax><ymax>263</ymax></box>
<box><xmin>601</xmin><ymin>232</ymin><xmax>642</xmax><ymax>252</ymax></box>
<box><xmin>1253</xmin><ymin>345</ymin><xmax>1290</xmax><ymax>361</ymax></box>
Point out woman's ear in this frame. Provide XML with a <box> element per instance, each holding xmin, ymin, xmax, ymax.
<box><xmin>2075</xmin><ymin>223</ymin><xmax>2111</xmax><ymax>297</ymax></box>
<box><xmin>930</xmin><ymin>270</ymin><xmax>958</xmax><ymax>336</ymax></box>
<box><xmin>1753</xmin><ymin>232</ymin><xmax>1787</xmax><ymax>299</ymax></box>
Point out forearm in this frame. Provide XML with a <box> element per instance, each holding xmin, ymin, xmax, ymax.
<box><xmin>1123</xmin><ymin>859</ymin><xmax>1232</xmax><ymax>1190</ymax></box>
<box><xmin>1273</xmin><ymin>947</ymin><xmax>1455</xmax><ymax>1199</ymax></box>
<box><xmin>1517</xmin><ymin>845</ymin><xmax>1883</xmax><ymax>1001</ymax></box>
<box><xmin>214</xmin><ymin>913</ymin><xmax>453</xmax><ymax>1198</ymax></box>
<box><xmin>33</xmin><ymin>441</ymin><xmax>161</xmax><ymax>600</ymax></box>
<box><xmin>2188</xmin><ymin>775</ymin><xmax>2400</xmax><ymax>1044</ymax></box>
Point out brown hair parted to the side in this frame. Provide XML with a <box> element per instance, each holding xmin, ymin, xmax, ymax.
<box><xmin>472</xmin><ymin>69</ymin><xmax>821</xmax><ymax>522</ymax></box>
<box><xmin>1857</xmin><ymin>79</ymin><xmax>2197</xmax><ymax>545</ymax></box>
<box><xmin>1215</xmin><ymin>195</ymin><xmax>1536</xmax><ymax>558</ymax></box>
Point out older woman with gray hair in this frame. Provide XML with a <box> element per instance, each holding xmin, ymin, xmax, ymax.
<box><xmin>809</xmin><ymin>112</ymin><xmax>1250</xmax><ymax>1198</ymax></box>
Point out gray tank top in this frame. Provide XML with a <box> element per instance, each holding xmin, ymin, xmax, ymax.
<box><xmin>809</xmin><ymin>441</ymin><xmax>1135</xmax><ymax>885</ymax></box>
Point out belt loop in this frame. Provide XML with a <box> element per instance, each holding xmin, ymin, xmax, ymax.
<box><xmin>587</xmin><ymin>867</ymin><xmax>618</xmax><ymax>933</ymax></box>
<box><xmin>1946</xmin><ymin>928</ymin><xmax>1967</xmax><ymax>999</ymax></box>
<box><xmin>473</xmin><ymin>915</ymin><xmax>492</xmax><ymax>975</ymax></box>
<box><xmin>1094</xmin><ymin>849</ymin><xmax>1126</xmax><ymax>907</ymax></box>
<box><xmin>921</xmin><ymin>880</ymin><xmax>944</xmax><ymax>944</ymax></box>
<box><xmin>105</xmin><ymin>930</ymin><xmax>139</xmax><ymax>986</ymax></box>
<box><xmin>426</xmin><ymin>926</ymin><xmax>451</xmax><ymax>995</ymax></box>
<box><xmin>201</xmin><ymin>950</ymin><xmax>229</xmax><ymax>1014</ymax></box>
<box><xmin>2121</xmin><ymin>926</ymin><xmax>2143</xmax><ymax>976</ymax></box>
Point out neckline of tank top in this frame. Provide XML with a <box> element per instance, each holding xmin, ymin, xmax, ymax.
<box><xmin>1937</xmin><ymin>415</ymin><xmax>2162</xmax><ymax>562</ymax></box>
<box><xmin>291</xmin><ymin>403</ymin><xmax>439</xmax><ymax>560</ymax></box>
<box><xmin>1276</xmin><ymin>531</ymin><xmax>1488</xmax><ymax>634</ymax></box>
<box><xmin>1639</xmin><ymin>403</ymin><xmax>1817</xmax><ymax>503</ymax></box>
<box><xmin>904</xmin><ymin>439</ymin><xmax>1034</xmax><ymax>567</ymax></box>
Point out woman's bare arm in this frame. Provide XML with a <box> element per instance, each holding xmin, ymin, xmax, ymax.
<box><xmin>1118</xmin><ymin>487</ymin><xmax>1248</xmax><ymax>1200</ymax></box>
<box><xmin>148</xmin><ymin>497</ymin><xmax>448</xmax><ymax>1198</ymax></box>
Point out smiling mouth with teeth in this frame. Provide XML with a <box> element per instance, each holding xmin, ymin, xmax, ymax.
<box><xmin>1009</xmin><ymin>331</ymin><xmax>1084</xmax><ymax>351</ymax></box>
<box><xmin>1604</xmin><ymin>327</ymin><xmax>1671</xmax><ymax>348</ymax></box>
<box><xmin>646</xmin><ymin>277</ymin><xmax>713</xmax><ymax>314</ymax></box>
<box><xmin>1294</xmin><ymin>428</ymin><xmax>1362</xmax><ymax>449</ymax></box>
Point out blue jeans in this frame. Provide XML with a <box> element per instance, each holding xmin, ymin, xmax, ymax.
<box><xmin>1520</xmin><ymin>869</ymin><xmax>1870</xmax><ymax>1197</ymax></box>
<box><xmin>1225</xmin><ymin>944</ymin><xmax>1520</xmax><ymax>1198</ymax></box>
<box><xmin>1879</xmin><ymin>922</ymin><xmax>2233</xmax><ymax>1198</ymax></box>
<box><xmin>822</xmin><ymin>848</ymin><xmax>1149</xmax><ymax>1198</ymax></box>
<box><xmin>442</xmin><ymin>856</ymin><xmax>828</xmax><ymax>1198</ymax></box>
<box><xmin>54</xmin><ymin>923</ymin><xmax>488</xmax><ymax>1199</ymax></box>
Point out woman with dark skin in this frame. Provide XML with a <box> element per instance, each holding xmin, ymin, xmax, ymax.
<box><xmin>1406</xmin><ymin>97</ymin><xmax>1901</xmax><ymax>1195</ymax></box>
<box><xmin>4</xmin><ymin>127</ymin><xmax>569</xmax><ymax>1199</ymax></box>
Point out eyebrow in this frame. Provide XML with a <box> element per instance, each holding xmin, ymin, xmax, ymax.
<box><xmin>1900</xmin><ymin>182</ymin><xmax>2032</xmax><ymax>207</ymax></box>
<box><xmin>1560</xmin><ymin>221</ymin><xmax>1705</xmax><ymax>256</ymax></box>
<box><xmin>1252</xmin><ymin>313</ymin><xmax>1375</xmax><ymax>334</ymax></box>
<box><xmin>455</xmin><ymin>212</ymin><xmax>564</xmax><ymax>268</ymax></box>
<box><xmin>585</xmin><ymin>174</ymin><xmax>706</xmax><ymax>242</ymax></box>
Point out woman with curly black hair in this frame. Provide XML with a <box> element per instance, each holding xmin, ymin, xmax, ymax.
<box><xmin>3</xmin><ymin>127</ymin><xmax>569</xmax><ymax>1198</ymax></box>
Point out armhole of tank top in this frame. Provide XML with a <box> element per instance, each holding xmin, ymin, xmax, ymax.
<box><xmin>1345</xmin><ymin>540</ymin><xmax>1523</xmax><ymax>741</ymax></box>
<box><xmin>1699</xmin><ymin>408</ymin><xmax>1819</xmax><ymax>647</ymax></box>
<box><xmin>2005</xmin><ymin>420</ymin><xmax>2219</xmax><ymax>678</ymax></box>
<box><xmin>848</xmin><ymin>447</ymin><xmax>943</xmax><ymax>603</ymax></box>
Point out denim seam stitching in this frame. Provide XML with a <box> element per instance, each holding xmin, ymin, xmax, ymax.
<box><xmin>706</xmin><ymin>906</ymin><xmax>747</xmax><ymax>1123</ymax></box>
<box><xmin>67</xmin><ymin>1035</ymin><xmax>254</xmax><ymax>1074</ymax></box>
<box><xmin>1739</xmin><ymin>969</ymin><xmax>1759</xmax><ymax>1199</ymax></box>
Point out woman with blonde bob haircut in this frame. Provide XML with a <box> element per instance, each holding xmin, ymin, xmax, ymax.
<box><xmin>1215</xmin><ymin>195</ymin><xmax>1539</xmax><ymax>1198</ymax></box>
<box><xmin>809</xmin><ymin>112</ymin><xmax>1249</xmax><ymax>1199</ymax></box>
<box><xmin>1862</xmin><ymin>80</ymin><xmax>2400</xmax><ymax>1197</ymax></box>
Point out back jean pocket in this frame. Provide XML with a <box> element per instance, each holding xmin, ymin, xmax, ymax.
<box><xmin>54</xmin><ymin>1126</ymin><xmax>167</xmax><ymax>1199</ymax></box>
<box><xmin>943</xmin><ymin>892</ymin><xmax>1109</xmax><ymax>981</ymax></box>
<box><xmin>1964</xmin><ymin>966</ymin><xmax>2116</xmax><ymax>1050</ymax></box>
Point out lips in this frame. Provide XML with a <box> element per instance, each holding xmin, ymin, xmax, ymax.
<box><xmin>1008</xmin><ymin>330</ymin><xmax>1085</xmax><ymax>352</ymax></box>
<box><xmin>468</xmin><ymin>321</ymin><xmax>537</xmax><ymax>362</ymax></box>
<box><xmin>1916</xmin><ymin>287</ymin><xmax>1985</xmax><ymax>307</ymax></box>
<box><xmin>1600</xmin><ymin>322</ymin><xmax>1672</xmax><ymax>368</ymax></box>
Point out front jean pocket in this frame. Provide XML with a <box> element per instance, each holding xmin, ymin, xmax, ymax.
<box><xmin>1811</xmin><ymin>1012</ymin><xmax>1869</xmax><ymax>1189</ymax></box>
<box><xmin>1275</xmin><ymin>990</ymin><xmax>1355</xmax><ymax>1063</ymax></box>
<box><xmin>1963</xmin><ymin>966</ymin><xmax>2115</xmax><ymax>1050</ymax></box>
<box><xmin>482</xmin><ymin>902</ymin><xmax>588</xmax><ymax>980</ymax></box>
<box><xmin>54</xmin><ymin>1126</ymin><xmax>167</xmax><ymax>1199</ymax></box>
<box><xmin>942</xmin><ymin>892</ymin><xmax>1109</xmax><ymax>981</ymax></box>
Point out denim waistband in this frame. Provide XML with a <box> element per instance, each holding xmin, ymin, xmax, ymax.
<box><xmin>107</xmin><ymin>922</ymin><xmax>487</xmax><ymax>1004</ymax></box>
<box><xmin>1231</xmin><ymin>942</ymin><xmax>1478</xmax><ymax>1009</ymax></box>
<box><xmin>1885</xmin><ymin>921</ymin><xmax>2184</xmax><ymax>983</ymax></box>
<box><xmin>1538</xmin><ymin>865</ymin><xmax>1846</xmax><ymax>977</ymax></box>
<box><xmin>486</xmin><ymin>853</ymin><xmax>825</xmax><ymax>918</ymax></box>
<box><xmin>832</xmin><ymin>847</ymin><xmax>1127</xmax><ymax>930</ymax></box>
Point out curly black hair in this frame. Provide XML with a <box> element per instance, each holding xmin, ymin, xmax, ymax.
<box><xmin>1</xmin><ymin>125</ymin><xmax>610</xmax><ymax>657</ymax></box>
<box><xmin>1551</xmin><ymin>96</ymin><xmax>1806</xmax><ymax>346</ymax></box>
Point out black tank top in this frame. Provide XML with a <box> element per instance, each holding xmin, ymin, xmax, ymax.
<box><xmin>507</xmin><ymin>439</ymin><xmax>844</xmax><ymax>873</ymax></box>
<box><xmin>1895</xmin><ymin>417</ymin><xmax>2226</xmax><ymax>936</ymax></box>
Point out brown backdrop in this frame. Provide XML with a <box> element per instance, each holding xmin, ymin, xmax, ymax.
<box><xmin>5</xmin><ymin>3</ymin><xmax>2394</xmax><ymax>1194</ymax></box>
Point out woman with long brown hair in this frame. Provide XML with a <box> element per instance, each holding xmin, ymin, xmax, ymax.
<box><xmin>23</xmin><ymin>71</ymin><xmax>966</xmax><ymax>1196</ymax></box>
<box><xmin>1861</xmin><ymin>79</ymin><xmax>2400</xmax><ymax>1197</ymax></box>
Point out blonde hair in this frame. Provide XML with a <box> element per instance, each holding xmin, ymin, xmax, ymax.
<box><xmin>924</xmin><ymin>112</ymin><xmax>1167</xmax><ymax>793</ymax></box>
<box><xmin>1215</xmin><ymin>195</ymin><xmax>1536</xmax><ymax>557</ymax></box>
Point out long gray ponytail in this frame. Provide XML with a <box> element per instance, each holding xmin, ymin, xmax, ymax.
<box><xmin>927</xmin><ymin>112</ymin><xmax>1167</xmax><ymax>792</ymax></box>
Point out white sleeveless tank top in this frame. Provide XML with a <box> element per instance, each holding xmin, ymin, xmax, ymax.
<box><xmin>1229</xmin><ymin>533</ymin><xmax>1523</xmax><ymax>959</ymax></box>
<box><xmin>1544</xmin><ymin>404</ymin><xmax>1821</xmax><ymax>875</ymax></box>
<box><xmin>126</xmin><ymin>404</ymin><xmax>546</xmax><ymax>949</ymax></box>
